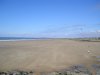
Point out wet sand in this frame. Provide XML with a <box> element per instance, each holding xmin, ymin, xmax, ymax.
<box><xmin>0</xmin><ymin>39</ymin><xmax>100</xmax><ymax>72</ymax></box>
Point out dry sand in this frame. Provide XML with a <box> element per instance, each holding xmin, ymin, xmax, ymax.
<box><xmin>0</xmin><ymin>39</ymin><xmax>100</xmax><ymax>72</ymax></box>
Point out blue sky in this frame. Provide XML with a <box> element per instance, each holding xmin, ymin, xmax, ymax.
<box><xmin>0</xmin><ymin>0</ymin><xmax>100</xmax><ymax>38</ymax></box>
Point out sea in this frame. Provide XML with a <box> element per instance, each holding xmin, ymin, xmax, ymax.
<box><xmin>0</xmin><ymin>37</ymin><xmax>48</xmax><ymax>41</ymax></box>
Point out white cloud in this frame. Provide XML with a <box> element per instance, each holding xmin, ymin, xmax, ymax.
<box><xmin>96</xmin><ymin>30</ymin><xmax>100</xmax><ymax>33</ymax></box>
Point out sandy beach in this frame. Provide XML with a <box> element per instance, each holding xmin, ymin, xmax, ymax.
<box><xmin>0</xmin><ymin>39</ymin><xmax>100</xmax><ymax>72</ymax></box>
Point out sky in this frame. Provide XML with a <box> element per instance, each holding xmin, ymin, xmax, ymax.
<box><xmin>0</xmin><ymin>0</ymin><xmax>100</xmax><ymax>38</ymax></box>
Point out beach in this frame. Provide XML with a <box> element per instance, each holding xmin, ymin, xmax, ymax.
<box><xmin>0</xmin><ymin>39</ymin><xmax>100</xmax><ymax>73</ymax></box>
